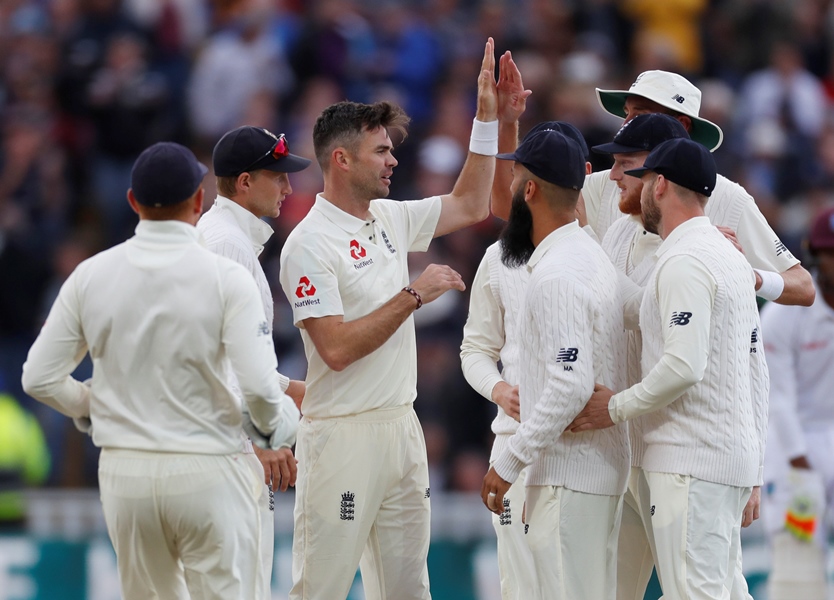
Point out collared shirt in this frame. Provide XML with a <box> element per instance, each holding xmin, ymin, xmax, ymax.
<box><xmin>197</xmin><ymin>195</ymin><xmax>275</xmax><ymax>329</ymax></box>
<box><xmin>492</xmin><ymin>221</ymin><xmax>629</xmax><ymax>495</ymax></box>
<box><xmin>22</xmin><ymin>220</ymin><xmax>299</xmax><ymax>454</ymax></box>
<box><xmin>279</xmin><ymin>194</ymin><xmax>441</xmax><ymax>418</ymax></box>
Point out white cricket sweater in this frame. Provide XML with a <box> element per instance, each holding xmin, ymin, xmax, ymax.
<box><xmin>460</xmin><ymin>241</ymin><xmax>528</xmax><ymax>462</ymax></box>
<box><xmin>609</xmin><ymin>217</ymin><xmax>765</xmax><ymax>487</ymax></box>
<box><xmin>601</xmin><ymin>215</ymin><xmax>660</xmax><ymax>467</ymax></box>
<box><xmin>21</xmin><ymin>221</ymin><xmax>300</xmax><ymax>454</ymax></box>
<box><xmin>493</xmin><ymin>221</ymin><xmax>630</xmax><ymax>495</ymax></box>
<box><xmin>582</xmin><ymin>171</ymin><xmax>799</xmax><ymax>274</ymax></box>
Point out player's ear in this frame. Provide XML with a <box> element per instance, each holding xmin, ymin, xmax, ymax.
<box><xmin>332</xmin><ymin>147</ymin><xmax>350</xmax><ymax>172</ymax></box>
<box><xmin>126</xmin><ymin>189</ymin><xmax>141</xmax><ymax>215</ymax></box>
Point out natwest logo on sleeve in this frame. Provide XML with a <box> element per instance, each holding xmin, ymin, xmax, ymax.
<box><xmin>293</xmin><ymin>276</ymin><xmax>321</xmax><ymax>308</ymax></box>
<box><xmin>295</xmin><ymin>276</ymin><xmax>316</xmax><ymax>298</ymax></box>
<box><xmin>349</xmin><ymin>239</ymin><xmax>366</xmax><ymax>260</ymax></box>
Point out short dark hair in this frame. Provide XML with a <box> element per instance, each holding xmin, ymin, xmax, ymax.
<box><xmin>313</xmin><ymin>101</ymin><xmax>410</xmax><ymax>170</ymax></box>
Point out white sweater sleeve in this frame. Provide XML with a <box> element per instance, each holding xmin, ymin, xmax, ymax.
<box><xmin>460</xmin><ymin>252</ymin><xmax>505</xmax><ymax>401</ymax></box>
<box><xmin>21</xmin><ymin>270</ymin><xmax>91</xmax><ymax>419</ymax></box>
<box><xmin>610</xmin><ymin>255</ymin><xmax>716</xmax><ymax>422</ymax></box>
<box><xmin>222</xmin><ymin>265</ymin><xmax>300</xmax><ymax>448</ymax></box>
<box><xmin>493</xmin><ymin>278</ymin><xmax>595</xmax><ymax>483</ymax></box>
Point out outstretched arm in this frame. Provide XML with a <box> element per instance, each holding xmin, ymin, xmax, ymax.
<box><xmin>490</xmin><ymin>51</ymin><xmax>531</xmax><ymax>222</ymax></box>
<box><xmin>435</xmin><ymin>38</ymin><xmax>499</xmax><ymax>237</ymax></box>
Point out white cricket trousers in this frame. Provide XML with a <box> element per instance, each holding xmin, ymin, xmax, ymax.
<box><xmin>524</xmin><ymin>485</ymin><xmax>622</xmax><ymax>600</ymax></box>
<box><xmin>98</xmin><ymin>448</ymin><xmax>268</xmax><ymax>600</ymax></box>
<box><xmin>289</xmin><ymin>403</ymin><xmax>431</xmax><ymax>600</ymax></box>
<box><xmin>491</xmin><ymin>466</ymin><xmax>538</xmax><ymax>600</ymax></box>
<box><xmin>617</xmin><ymin>466</ymin><xmax>756</xmax><ymax>600</ymax></box>
<box><xmin>640</xmin><ymin>470</ymin><xmax>751</xmax><ymax>600</ymax></box>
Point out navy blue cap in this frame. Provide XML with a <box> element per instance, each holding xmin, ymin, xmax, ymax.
<box><xmin>131</xmin><ymin>142</ymin><xmax>208</xmax><ymax>207</ymax></box>
<box><xmin>213</xmin><ymin>126</ymin><xmax>311</xmax><ymax>177</ymax></box>
<box><xmin>624</xmin><ymin>138</ymin><xmax>716</xmax><ymax>197</ymax></box>
<box><xmin>524</xmin><ymin>121</ymin><xmax>589</xmax><ymax>159</ymax></box>
<box><xmin>496</xmin><ymin>130</ymin><xmax>585</xmax><ymax>190</ymax></box>
<box><xmin>592</xmin><ymin>113</ymin><xmax>689</xmax><ymax>155</ymax></box>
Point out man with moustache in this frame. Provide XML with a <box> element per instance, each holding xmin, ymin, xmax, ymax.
<box><xmin>461</xmin><ymin>120</ymin><xmax>590</xmax><ymax>600</ymax></box>
<box><xmin>480</xmin><ymin>128</ymin><xmax>628</xmax><ymax>600</ymax></box>
<box><xmin>571</xmin><ymin>138</ymin><xmax>768</xmax><ymax>600</ymax></box>
<box><xmin>589</xmin><ymin>112</ymin><xmax>690</xmax><ymax>599</ymax></box>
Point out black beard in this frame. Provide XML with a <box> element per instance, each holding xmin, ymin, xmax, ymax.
<box><xmin>500</xmin><ymin>189</ymin><xmax>535</xmax><ymax>268</ymax></box>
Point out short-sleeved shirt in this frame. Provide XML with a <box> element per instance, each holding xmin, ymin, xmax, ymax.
<box><xmin>279</xmin><ymin>194</ymin><xmax>441</xmax><ymax>418</ymax></box>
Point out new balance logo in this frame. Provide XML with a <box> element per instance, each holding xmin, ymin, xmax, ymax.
<box><xmin>556</xmin><ymin>348</ymin><xmax>578</xmax><ymax>362</ymax></box>
<box><xmin>340</xmin><ymin>491</ymin><xmax>355</xmax><ymax>521</ymax></box>
<box><xmin>672</xmin><ymin>94</ymin><xmax>685</xmax><ymax>104</ymax></box>
<box><xmin>499</xmin><ymin>498</ymin><xmax>511</xmax><ymax>525</ymax></box>
<box><xmin>295</xmin><ymin>276</ymin><xmax>316</xmax><ymax>298</ymax></box>
<box><xmin>669</xmin><ymin>312</ymin><xmax>692</xmax><ymax>326</ymax></box>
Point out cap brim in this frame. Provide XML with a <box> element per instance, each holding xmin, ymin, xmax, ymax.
<box><xmin>495</xmin><ymin>152</ymin><xmax>520</xmax><ymax>162</ymax></box>
<box><xmin>591</xmin><ymin>141</ymin><xmax>646</xmax><ymax>155</ymax></box>
<box><xmin>260</xmin><ymin>153</ymin><xmax>313</xmax><ymax>174</ymax></box>
<box><xmin>623</xmin><ymin>166</ymin><xmax>650</xmax><ymax>179</ymax></box>
<box><xmin>596</xmin><ymin>88</ymin><xmax>724</xmax><ymax>152</ymax></box>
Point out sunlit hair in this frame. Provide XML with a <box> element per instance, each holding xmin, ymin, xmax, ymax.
<box><xmin>313</xmin><ymin>101</ymin><xmax>410</xmax><ymax>171</ymax></box>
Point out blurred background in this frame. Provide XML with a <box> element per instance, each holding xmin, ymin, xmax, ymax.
<box><xmin>1</xmin><ymin>0</ymin><xmax>833</xmax><ymax>597</ymax></box>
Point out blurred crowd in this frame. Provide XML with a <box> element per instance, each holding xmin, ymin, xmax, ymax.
<box><xmin>2</xmin><ymin>0</ymin><xmax>834</xmax><ymax>492</ymax></box>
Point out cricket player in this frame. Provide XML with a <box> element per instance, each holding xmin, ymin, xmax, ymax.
<box><xmin>589</xmin><ymin>112</ymin><xmax>691</xmax><ymax>599</ymax></box>
<box><xmin>481</xmin><ymin>128</ymin><xmax>629</xmax><ymax>599</ymax></box>
<box><xmin>197</xmin><ymin>124</ymin><xmax>312</xmax><ymax>594</ymax></box>
<box><xmin>492</xmin><ymin>69</ymin><xmax>814</xmax><ymax>307</ymax></box>
<box><xmin>461</xmin><ymin>120</ymin><xmax>590</xmax><ymax>599</ymax></box>
<box><xmin>760</xmin><ymin>206</ymin><xmax>834</xmax><ymax>600</ymax></box>
<box><xmin>571</xmin><ymin>138</ymin><xmax>768</xmax><ymax>600</ymax></box>
<box><xmin>21</xmin><ymin>142</ymin><xmax>300</xmax><ymax>600</ymax></box>
<box><xmin>278</xmin><ymin>38</ymin><xmax>499</xmax><ymax>600</ymax></box>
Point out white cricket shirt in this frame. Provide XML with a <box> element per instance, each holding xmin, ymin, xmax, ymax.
<box><xmin>22</xmin><ymin>220</ymin><xmax>300</xmax><ymax>454</ymax></box>
<box><xmin>609</xmin><ymin>217</ymin><xmax>766</xmax><ymax>487</ymax></box>
<box><xmin>460</xmin><ymin>242</ymin><xmax>528</xmax><ymax>462</ymax></box>
<box><xmin>760</xmin><ymin>282</ymin><xmax>834</xmax><ymax>460</ymax></box>
<box><xmin>279</xmin><ymin>194</ymin><xmax>441</xmax><ymax>418</ymax></box>
<box><xmin>583</xmin><ymin>170</ymin><xmax>800</xmax><ymax>275</ymax></box>
<box><xmin>492</xmin><ymin>221</ymin><xmax>630</xmax><ymax>496</ymax></box>
<box><xmin>197</xmin><ymin>195</ymin><xmax>276</xmax><ymax>330</ymax></box>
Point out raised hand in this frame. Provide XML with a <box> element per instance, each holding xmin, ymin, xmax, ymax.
<box><xmin>476</xmin><ymin>37</ymin><xmax>498</xmax><ymax>122</ymax></box>
<box><xmin>496</xmin><ymin>51</ymin><xmax>531</xmax><ymax>124</ymax></box>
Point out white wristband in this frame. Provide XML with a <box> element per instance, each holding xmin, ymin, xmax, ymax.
<box><xmin>754</xmin><ymin>268</ymin><xmax>785</xmax><ymax>301</ymax></box>
<box><xmin>469</xmin><ymin>119</ymin><xmax>499</xmax><ymax>156</ymax></box>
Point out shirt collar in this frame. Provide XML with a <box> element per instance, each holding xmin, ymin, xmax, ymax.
<box><xmin>313</xmin><ymin>194</ymin><xmax>373</xmax><ymax>235</ymax></box>
<box><xmin>655</xmin><ymin>216</ymin><xmax>712</xmax><ymax>258</ymax></box>
<box><xmin>213</xmin><ymin>195</ymin><xmax>274</xmax><ymax>248</ymax></box>
<box><xmin>527</xmin><ymin>220</ymin><xmax>581</xmax><ymax>271</ymax></box>
<box><xmin>134</xmin><ymin>220</ymin><xmax>203</xmax><ymax>245</ymax></box>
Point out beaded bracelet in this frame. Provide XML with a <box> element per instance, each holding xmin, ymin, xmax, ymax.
<box><xmin>402</xmin><ymin>286</ymin><xmax>423</xmax><ymax>310</ymax></box>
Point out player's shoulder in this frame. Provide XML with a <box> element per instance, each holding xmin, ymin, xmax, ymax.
<box><xmin>713</xmin><ymin>175</ymin><xmax>755</xmax><ymax>205</ymax></box>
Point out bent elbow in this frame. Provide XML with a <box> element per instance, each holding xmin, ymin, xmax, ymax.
<box><xmin>320</xmin><ymin>350</ymin><xmax>350</xmax><ymax>372</ymax></box>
